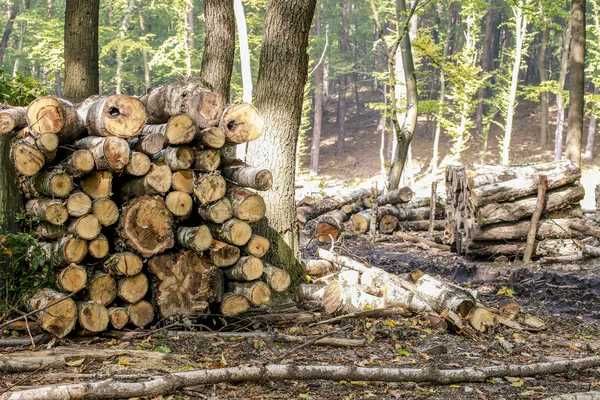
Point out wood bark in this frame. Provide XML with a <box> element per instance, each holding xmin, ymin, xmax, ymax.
<box><xmin>474</xmin><ymin>218</ymin><xmax>584</xmax><ymax>241</ymax></box>
<box><xmin>210</xmin><ymin>218</ymin><xmax>252</xmax><ymax>246</ymax></box>
<box><xmin>40</xmin><ymin>236</ymin><xmax>88</xmax><ymax>266</ymax></box>
<box><xmin>209</xmin><ymin>239</ymin><xmax>241</xmax><ymax>267</ymax></box>
<box><xmin>263</xmin><ymin>263</ymin><xmax>291</xmax><ymax>292</ymax></box>
<box><xmin>224</xmin><ymin>256</ymin><xmax>264</xmax><ymax>281</ymax></box>
<box><xmin>132</xmin><ymin>130</ymin><xmax>165</xmax><ymax>157</ymax></box>
<box><xmin>0</xmin><ymin>1</ymin><xmax>18</xmax><ymax>64</ymax></box>
<box><xmin>555</xmin><ymin>22</ymin><xmax>572</xmax><ymax>160</ymax></box>
<box><xmin>538</xmin><ymin>27</ymin><xmax>549</xmax><ymax>146</ymax></box>
<box><xmin>231</xmin><ymin>281</ymin><xmax>271</xmax><ymax>306</ymax></box>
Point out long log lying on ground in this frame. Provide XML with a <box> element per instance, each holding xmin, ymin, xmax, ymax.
<box><xmin>6</xmin><ymin>357</ymin><xmax>600</xmax><ymax>399</ymax></box>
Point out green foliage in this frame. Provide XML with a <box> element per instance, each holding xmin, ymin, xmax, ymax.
<box><xmin>0</xmin><ymin>69</ymin><xmax>47</xmax><ymax>105</ymax></box>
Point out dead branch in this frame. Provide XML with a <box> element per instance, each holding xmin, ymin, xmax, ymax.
<box><xmin>523</xmin><ymin>175</ymin><xmax>548</xmax><ymax>263</ymax></box>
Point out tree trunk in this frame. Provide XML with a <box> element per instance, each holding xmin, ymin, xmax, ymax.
<box><xmin>233</xmin><ymin>0</ymin><xmax>253</xmax><ymax>159</ymax></box>
<box><xmin>64</xmin><ymin>0</ymin><xmax>99</xmax><ymax>102</ymax></box>
<box><xmin>138</xmin><ymin>12</ymin><xmax>151</xmax><ymax>92</ymax></box>
<box><xmin>0</xmin><ymin>1</ymin><xmax>18</xmax><ymax>64</ymax></box>
<box><xmin>336</xmin><ymin>0</ymin><xmax>350</xmax><ymax>155</ymax></box>
<box><xmin>555</xmin><ymin>21</ymin><xmax>572</xmax><ymax>160</ymax></box>
<box><xmin>183</xmin><ymin>0</ymin><xmax>194</xmax><ymax>77</ymax></box>
<box><xmin>200</xmin><ymin>0</ymin><xmax>235</xmax><ymax>102</ymax></box>
<box><xmin>565</xmin><ymin>0</ymin><xmax>586</xmax><ymax>167</ymax></box>
<box><xmin>115</xmin><ymin>0</ymin><xmax>135</xmax><ymax>94</ymax></box>
<box><xmin>584</xmin><ymin>114</ymin><xmax>596</xmax><ymax>161</ymax></box>
<box><xmin>310</xmin><ymin>8</ymin><xmax>324</xmax><ymax>175</ymax></box>
<box><xmin>475</xmin><ymin>2</ymin><xmax>499</xmax><ymax>137</ymax></box>
<box><xmin>538</xmin><ymin>27</ymin><xmax>549</xmax><ymax>146</ymax></box>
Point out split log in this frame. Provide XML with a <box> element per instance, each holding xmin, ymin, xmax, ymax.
<box><xmin>92</xmin><ymin>198</ymin><xmax>119</xmax><ymax>227</ymax></box>
<box><xmin>88</xmin><ymin>273</ymin><xmax>117</xmax><ymax>306</ymax></box>
<box><xmin>120</xmin><ymin>164</ymin><xmax>172</xmax><ymax>199</ymax></box>
<box><xmin>198</xmin><ymin>198</ymin><xmax>233</xmax><ymax>223</ymax></box>
<box><xmin>126</xmin><ymin>151</ymin><xmax>151</xmax><ymax>176</ymax></box>
<box><xmin>315</xmin><ymin>210</ymin><xmax>349</xmax><ymax>242</ymax></box>
<box><xmin>59</xmin><ymin>149</ymin><xmax>95</xmax><ymax>176</ymax></box>
<box><xmin>132</xmin><ymin>130</ymin><xmax>166</xmax><ymax>157</ymax></box>
<box><xmin>231</xmin><ymin>281</ymin><xmax>271</xmax><ymax>306</ymax></box>
<box><xmin>108</xmin><ymin>307</ymin><xmax>129</xmax><ymax>330</ymax></box>
<box><xmin>141</xmin><ymin>82</ymin><xmax>224</xmax><ymax>128</ymax></box>
<box><xmin>104</xmin><ymin>252</ymin><xmax>143</xmax><ymax>276</ymax></box>
<box><xmin>25</xmin><ymin>199</ymin><xmax>68</xmax><ymax>226</ymax></box>
<box><xmin>56</xmin><ymin>264</ymin><xmax>87</xmax><ymax>293</ymax></box>
<box><xmin>117</xmin><ymin>273</ymin><xmax>149</xmax><ymax>304</ymax></box>
<box><xmin>171</xmin><ymin>170</ymin><xmax>194</xmax><ymax>193</ymax></box>
<box><xmin>81</xmin><ymin>171</ymin><xmax>113</xmax><ymax>199</ymax></box>
<box><xmin>78</xmin><ymin>302</ymin><xmax>109</xmax><ymax>333</ymax></box>
<box><xmin>244</xmin><ymin>234</ymin><xmax>270</xmax><ymax>258</ymax></box>
<box><xmin>29</xmin><ymin>289</ymin><xmax>77</xmax><ymax>338</ymax></box>
<box><xmin>148</xmin><ymin>251</ymin><xmax>219</xmax><ymax>318</ymax></box>
<box><xmin>263</xmin><ymin>264</ymin><xmax>291</xmax><ymax>292</ymax></box>
<box><xmin>193</xmin><ymin>148</ymin><xmax>221</xmax><ymax>172</ymax></box>
<box><xmin>127</xmin><ymin>300</ymin><xmax>155</xmax><ymax>328</ymax></box>
<box><xmin>31</xmin><ymin>169</ymin><xmax>73</xmax><ymax>198</ymax></box>
<box><xmin>296</xmin><ymin>187</ymin><xmax>373</xmax><ymax>223</ymax></box>
<box><xmin>40</xmin><ymin>236</ymin><xmax>88</xmax><ymax>266</ymax></box>
<box><xmin>119</xmin><ymin>196</ymin><xmax>174</xmax><ymax>258</ymax></box>
<box><xmin>177</xmin><ymin>226</ymin><xmax>213</xmax><ymax>253</ymax></box>
<box><xmin>220</xmin><ymin>293</ymin><xmax>250</xmax><ymax>316</ymax></box>
<box><xmin>74</xmin><ymin>136</ymin><xmax>130</xmax><ymax>171</ymax></box>
<box><xmin>0</xmin><ymin>106</ymin><xmax>26</xmax><ymax>134</ymax></box>
<box><xmin>165</xmin><ymin>191</ymin><xmax>194</xmax><ymax>217</ymax></box>
<box><xmin>34</xmin><ymin>223</ymin><xmax>66</xmax><ymax>240</ymax></box>
<box><xmin>68</xmin><ymin>214</ymin><xmax>101</xmax><ymax>240</ymax></box>
<box><xmin>193</xmin><ymin>173</ymin><xmax>227</xmax><ymax>206</ymax></box>
<box><xmin>77</xmin><ymin>95</ymin><xmax>146</xmax><ymax>139</ymax></box>
<box><xmin>154</xmin><ymin>146</ymin><xmax>194</xmax><ymax>171</ymax></box>
<box><xmin>209</xmin><ymin>240</ymin><xmax>241</xmax><ymax>267</ymax></box>
<box><xmin>141</xmin><ymin>114</ymin><xmax>196</xmax><ymax>145</ymax></box>
<box><xmin>220</xmin><ymin>103</ymin><xmax>264</xmax><ymax>144</ymax></box>
<box><xmin>26</xmin><ymin>96</ymin><xmax>82</xmax><ymax>142</ymax></box>
<box><xmin>227</xmin><ymin>186</ymin><xmax>266</xmax><ymax>222</ymax></box>
<box><xmin>210</xmin><ymin>218</ymin><xmax>252</xmax><ymax>246</ymax></box>
<box><xmin>224</xmin><ymin>256</ymin><xmax>264</xmax><ymax>281</ymax></box>
<box><xmin>221</xmin><ymin>159</ymin><xmax>273</xmax><ymax>191</ymax></box>
<box><xmin>11</xmin><ymin>140</ymin><xmax>46</xmax><ymax>176</ymax></box>
<box><xmin>197</xmin><ymin>126</ymin><xmax>226</xmax><ymax>149</ymax></box>
<box><xmin>88</xmin><ymin>234</ymin><xmax>109</xmax><ymax>259</ymax></box>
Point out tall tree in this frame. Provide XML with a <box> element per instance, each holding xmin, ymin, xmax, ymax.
<box><xmin>233</xmin><ymin>0</ymin><xmax>252</xmax><ymax>159</ymax></box>
<box><xmin>336</xmin><ymin>0</ymin><xmax>351</xmax><ymax>155</ymax></box>
<box><xmin>0</xmin><ymin>1</ymin><xmax>18</xmax><ymax>65</ymax></box>
<box><xmin>537</xmin><ymin>22</ymin><xmax>550</xmax><ymax>146</ymax></box>
<box><xmin>183</xmin><ymin>0</ymin><xmax>194</xmax><ymax>77</ymax></box>
<box><xmin>565</xmin><ymin>0</ymin><xmax>586</xmax><ymax>166</ymax></box>
<box><xmin>310</xmin><ymin>6</ymin><xmax>324</xmax><ymax>175</ymax></box>
<box><xmin>245</xmin><ymin>0</ymin><xmax>316</xmax><ymax>271</ymax></box>
<box><xmin>200</xmin><ymin>0</ymin><xmax>236</xmax><ymax>102</ymax></box>
<box><xmin>64</xmin><ymin>0</ymin><xmax>100</xmax><ymax>102</ymax></box>
<box><xmin>554</xmin><ymin>20</ymin><xmax>572</xmax><ymax>160</ymax></box>
<box><xmin>138</xmin><ymin>10</ymin><xmax>151</xmax><ymax>92</ymax></box>
<box><xmin>115</xmin><ymin>0</ymin><xmax>136</xmax><ymax>94</ymax></box>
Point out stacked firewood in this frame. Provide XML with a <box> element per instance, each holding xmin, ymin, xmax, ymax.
<box><xmin>2</xmin><ymin>83</ymin><xmax>291</xmax><ymax>338</ymax></box>
<box><xmin>297</xmin><ymin>187</ymin><xmax>446</xmax><ymax>243</ymax></box>
<box><xmin>445</xmin><ymin>160</ymin><xmax>597</xmax><ymax>259</ymax></box>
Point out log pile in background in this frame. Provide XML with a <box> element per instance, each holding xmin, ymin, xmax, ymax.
<box><xmin>3</xmin><ymin>84</ymin><xmax>290</xmax><ymax>338</ymax></box>
<box><xmin>445</xmin><ymin>160</ymin><xmax>598</xmax><ymax>259</ymax></box>
<box><xmin>297</xmin><ymin>187</ymin><xmax>446</xmax><ymax>243</ymax></box>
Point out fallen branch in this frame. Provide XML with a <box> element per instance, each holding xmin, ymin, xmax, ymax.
<box><xmin>523</xmin><ymin>175</ymin><xmax>548</xmax><ymax>263</ymax></box>
<box><xmin>3</xmin><ymin>357</ymin><xmax>600</xmax><ymax>399</ymax></box>
<box><xmin>0</xmin><ymin>334</ymin><xmax>49</xmax><ymax>348</ymax></box>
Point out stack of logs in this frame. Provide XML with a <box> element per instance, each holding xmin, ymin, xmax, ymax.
<box><xmin>445</xmin><ymin>160</ymin><xmax>597</xmax><ymax>259</ymax></box>
<box><xmin>1</xmin><ymin>82</ymin><xmax>291</xmax><ymax>338</ymax></box>
<box><xmin>297</xmin><ymin>187</ymin><xmax>446</xmax><ymax>243</ymax></box>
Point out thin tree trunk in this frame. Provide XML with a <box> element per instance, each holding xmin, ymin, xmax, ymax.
<box><xmin>475</xmin><ymin>3</ymin><xmax>498</xmax><ymax>137</ymax></box>
<box><xmin>501</xmin><ymin>3</ymin><xmax>527</xmax><ymax>166</ymax></box>
<box><xmin>0</xmin><ymin>134</ymin><xmax>20</xmax><ymax>233</ymax></box>
<box><xmin>0</xmin><ymin>1</ymin><xmax>17</xmax><ymax>65</ymax></box>
<box><xmin>336</xmin><ymin>0</ymin><xmax>350</xmax><ymax>155</ymax></box>
<box><xmin>11</xmin><ymin>21</ymin><xmax>23</xmax><ymax>77</ymax></box>
<box><xmin>183</xmin><ymin>0</ymin><xmax>194</xmax><ymax>77</ymax></box>
<box><xmin>430</xmin><ymin>66</ymin><xmax>445</xmax><ymax>176</ymax></box>
<box><xmin>554</xmin><ymin>21</ymin><xmax>572</xmax><ymax>160</ymax></box>
<box><xmin>245</xmin><ymin>0</ymin><xmax>316</xmax><ymax>273</ymax></box>
<box><xmin>138</xmin><ymin>11</ymin><xmax>151</xmax><ymax>92</ymax></box>
<box><xmin>115</xmin><ymin>0</ymin><xmax>135</xmax><ymax>95</ymax></box>
<box><xmin>64</xmin><ymin>0</ymin><xmax>99</xmax><ymax>102</ymax></box>
<box><xmin>584</xmin><ymin>112</ymin><xmax>596</xmax><ymax>160</ymax></box>
<box><xmin>200</xmin><ymin>0</ymin><xmax>235</xmax><ymax>102</ymax></box>
<box><xmin>310</xmin><ymin>8</ymin><xmax>323</xmax><ymax>175</ymax></box>
<box><xmin>234</xmin><ymin>0</ymin><xmax>252</xmax><ymax>159</ymax></box>
<box><xmin>565</xmin><ymin>0</ymin><xmax>586</xmax><ymax>167</ymax></box>
<box><xmin>538</xmin><ymin>27</ymin><xmax>549</xmax><ymax>146</ymax></box>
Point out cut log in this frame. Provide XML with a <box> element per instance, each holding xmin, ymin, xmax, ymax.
<box><xmin>132</xmin><ymin>129</ymin><xmax>166</xmax><ymax>157</ymax></box>
<box><xmin>570</xmin><ymin>221</ymin><xmax>600</xmax><ymax>239</ymax></box>
<box><xmin>198</xmin><ymin>198</ymin><xmax>233</xmax><ymax>223</ymax></box>
<box><xmin>141</xmin><ymin>82</ymin><xmax>224</xmax><ymax>128</ymax></box>
<box><xmin>127</xmin><ymin>300</ymin><xmax>155</xmax><ymax>328</ymax></box>
<box><xmin>378</xmin><ymin>205</ymin><xmax>400</xmax><ymax>234</ymax></box>
<box><xmin>350</xmin><ymin>211</ymin><xmax>371</xmax><ymax>234</ymax></box>
<box><xmin>468</xmin><ymin>160</ymin><xmax>578</xmax><ymax>187</ymax></box>
<box><xmin>0</xmin><ymin>106</ymin><xmax>26</xmax><ymax>134</ymax></box>
<box><xmin>31</xmin><ymin>169</ymin><xmax>73</xmax><ymax>198</ymax></box>
<box><xmin>399</xmin><ymin>220</ymin><xmax>445</xmax><ymax>232</ymax></box>
<box><xmin>171</xmin><ymin>170</ymin><xmax>194</xmax><ymax>193</ymax></box>
<box><xmin>60</xmin><ymin>149</ymin><xmax>95</xmax><ymax>177</ymax></box>
<box><xmin>315</xmin><ymin>210</ymin><xmax>348</xmax><ymax>242</ymax></box>
<box><xmin>34</xmin><ymin>223</ymin><xmax>66</xmax><ymax>240</ymax></box>
<box><xmin>220</xmin><ymin>293</ymin><xmax>250</xmax><ymax>316</ymax></box>
<box><xmin>227</xmin><ymin>185</ymin><xmax>266</xmax><ymax>222</ymax></box>
<box><xmin>92</xmin><ymin>198</ymin><xmax>119</xmax><ymax>227</ymax></box>
<box><xmin>210</xmin><ymin>218</ymin><xmax>252</xmax><ymax>246</ymax></box>
<box><xmin>41</xmin><ymin>236</ymin><xmax>88</xmax><ymax>266</ymax></box>
<box><xmin>120</xmin><ymin>164</ymin><xmax>172</xmax><ymax>198</ymax></box>
<box><xmin>474</xmin><ymin>218</ymin><xmax>582</xmax><ymax>241</ymax></box>
<box><xmin>78</xmin><ymin>302</ymin><xmax>109</xmax><ymax>333</ymax></box>
<box><xmin>394</xmin><ymin>231</ymin><xmax>451</xmax><ymax>251</ymax></box>
<box><xmin>104</xmin><ymin>252</ymin><xmax>144</xmax><ymax>276</ymax></box>
<box><xmin>304</xmin><ymin>259</ymin><xmax>338</xmax><ymax>277</ymax></box>
<box><xmin>11</xmin><ymin>140</ymin><xmax>46</xmax><ymax>176</ymax></box>
<box><xmin>154</xmin><ymin>146</ymin><xmax>194</xmax><ymax>170</ymax></box>
<box><xmin>66</xmin><ymin>192</ymin><xmax>92</xmax><ymax>218</ymax></box>
<box><xmin>209</xmin><ymin>240</ymin><xmax>241</xmax><ymax>267</ymax></box>
<box><xmin>244</xmin><ymin>234</ymin><xmax>270</xmax><ymax>258</ymax></box>
<box><xmin>296</xmin><ymin>188</ymin><xmax>374</xmax><ymax>223</ymax></box>
<box><xmin>221</xmin><ymin>159</ymin><xmax>273</xmax><ymax>191</ymax></box>
<box><xmin>29</xmin><ymin>289</ymin><xmax>77</xmax><ymax>338</ymax></box>
<box><xmin>56</xmin><ymin>264</ymin><xmax>87</xmax><ymax>293</ymax></box>
<box><xmin>16</xmin><ymin>130</ymin><xmax>59</xmax><ymax>160</ymax></box>
<box><xmin>193</xmin><ymin>148</ymin><xmax>221</xmax><ymax>172</ymax></box>
<box><xmin>81</xmin><ymin>171</ymin><xmax>113</xmax><ymax>199</ymax></box>
<box><xmin>117</xmin><ymin>273</ymin><xmax>149</xmax><ymax>304</ymax></box>
<box><xmin>68</xmin><ymin>214</ymin><xmax>101</xmax><ymax>240</ymax></box>
<box><xmin>25</xmin><ymin>198</ymin><xmax>68</xmax><ymax>226</ymax></box>
<box><xmin>323</xmin><ymin>281</ymin><xmax>385</xmax><ymax>314</ymax></box>
<box><xmin>119</xmin><ymin>196</ymin><xmax>174</xmax><ymax>257</ymax></box>
<box><xmin>108</xmin><ymin>307</ymin><xmax>129</xmax><ymax>330</ymax></box>
<box><xmin>147</xmin><ymin>251</ymin><xmax>219</xmax><ymax>318</ymax></box>
<box><xmin>220</xmin><ymin>103</ymin><xmax>264</xmax><ymax>144</ymax></box>
<box><xmin>77</xmin><ymin>95</ymin><xmax>146</xmax><ymax>139</ymax></box>
<box><xmin>177</xmin><ymin>226</ymin><xmax>213</xmax><ymax>253</ymax></box>
<box><xmin>468</xmin><ymin>239</ymin><xmax>580</xmax><ymax>258</ymax></box>
<box><xmin>165</xmin><ymin>191</ymin><xmax>194</xmax><ymax>217</ymax></box>
<box><xmin>126</xmin><ymin>151</ymin><xmax>151</xmax><ymax>176</ymax></box>
<box><xmin>224</xmin><ymin>256</ymin><xmax>264</xmax><ymax>281</ymax></box>
<box><xmin>263</xmin><ymin>264</ymin><xmax>291</xmax><ymax>292</ymax></box>
<box><xmin>197</xmin><ymin>126</ymin><xmax>226</xmax><ymax>149</ymax></box>
<box><xmin>142</xmin><ymin>114</ymin><xmax>196</xmax><ymax>145</ymax></box>
<box><xmin>26</xmin><ymin>96</ymin><xmax>82</xmax><ymax>142</ymax></box>
<box><xmin>74</xmin><ymin>136</ymin><xmax>130</xmax><ymax>171</ymax></box>
<box><xmin>376</xmin><ymin>186</ymin><xmax>414</xmax><ymax>206</ymax></box>
<box><xmin>231</xmin><ymin>281</ymin><xmax>271</xmax><ymax>306</ymax></box>
<box><xmin>88</xmin><ymin>234</ymin><xmax>110</xmax><ymax>259</ymax></box>
<box><xmin>88</xmin><ymin>273</ymin><xmax>117</xmax><ymax>306</ymax></box>
<box><xmin>193</xmin><ymin>173</ymin><xmax>227</xmax><ymax>206</ymax></box>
